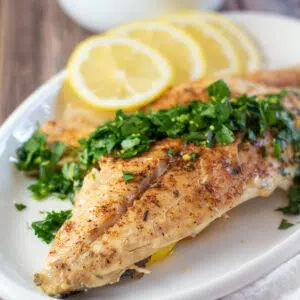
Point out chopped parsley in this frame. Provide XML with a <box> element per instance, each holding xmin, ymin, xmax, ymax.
<box><xmin>79</xmin><ymin>81</ymin><xmax>295</xmax><ymax>168</ymax></box>
<box><xmin>263</xmin><ymin>146</ymin><xmax>268</xmax><ymax>158</ymax></box>
<box><xmin>168</xmin><ymin>149</ymin><xmax>174</xmax><ymax>157</ymax></box>
<box><xmin>184</xmin><ymin>162</ymin><xmax>195</xmax><ymax>172</ymax></box>
<box><xmin>207</xmin><ymin>79</ymin><xmax>230</xmax><ymax>101</ymax></box>
<box><xmin>273</xmin><ymin>140</ymin><xmax>282</xmax><ymax>160</ymax></box>
<box><xmin>277</xmin><ymin>186</ymin><xmax>300</xmax><ymax>215</ymax></box>
<box><xmin>122</xmin><ymin>171</ymin><xmax>134</xmax><ymax>183</ymax></box>
<box><xmin>278</xmin><ymin>218</ymin><xmax>294</xmax><ymax>230</ymax></box>
<box><xmin>15</xmin><ymin>130</ymin><xmax>84</xmax><ymax>202</ymax></box>
<box><xmin>14</xmin><ymin>203</ymin><xmax>26</xmax><ymax>211</ymax></box>
<box><xmin>27</xmin><ymin>162</ymin><xmax>84</xmax><ymax>202</ymax></box>
<box><xmin>31</xmin><ymin>210</ymin><xmax>72</xmax><ymax>244</ymax></box>
<box><xmin>215</xmin><ymin>124</ymin><xmax>235</xmax><ymax>145</ymax></box>
<box><xmin>16</xmin><ymin>130</ymin><xmax>65</xmax><ymax>171</ymax></box>
<box><xmin>190</xmin><ymin>152</ymin><xmax>197</xmax><ymax>161</ymax></box>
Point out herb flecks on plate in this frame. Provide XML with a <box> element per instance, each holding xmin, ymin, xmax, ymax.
<box><xmin>278</xmin><ymin>218</ymin><xmax>294</xmax><ymax>230</ymax></box>
<box><xmin>16</xmin><ymin>130</ymin><xmax>65</xmax><ymax>172</ymax></box>
<box><xmin>277</xmin><ymin>186</ymin><xmax>300</xmax><ymax>215</ymax></box>
<box><xmin>14</xmin><ymin>203</ymin><xmax>27</xmax><ymax>211</ymax></box>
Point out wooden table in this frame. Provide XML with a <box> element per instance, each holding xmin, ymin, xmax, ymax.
<box><xmin>0</xmin><ymin>0</ymin><xmax>299</xmax><ymax>124</ymax></box>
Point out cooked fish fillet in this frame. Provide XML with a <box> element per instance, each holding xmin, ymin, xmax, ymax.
<box><xmin>36</xmin><ymin>135</ymin><xmax>296</xmax><ymax>296</ymax></box>
<box><xmin>41</xmin><ymin>119</ymin><xmax>95</xmax><ymax>148</ymax></box>
<box><xmin>245</xmin><ymin>65</ymin><xmax>300</xmax><ymax>88</ymax></box>
<box><xmin>35</xmin><ymin>76</ymin><xmax>299</xmax><ymax>297</ymax></box>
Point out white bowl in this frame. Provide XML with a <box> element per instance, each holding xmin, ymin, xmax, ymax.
<box><xmin>57</xmin><ymin>0</ymin><xmax>225</xmax><ymax>32</ymax></box>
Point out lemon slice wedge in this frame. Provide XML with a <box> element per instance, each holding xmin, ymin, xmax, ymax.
<box><xmin>67</xmin><ymin>37</ymin><xmax>173</xmax><ymax>111</ymax></box>
<box><xmin>147</xmin><ymin>243</ymin><xmax>176</xmax><ymax>265</ymax></box>
<box><xmin>171</xmin><ymin>11</ymin><xmax>262</xmax><ymax>73</ymax></box>
<box><xmin>107</xmin><ymin>21</ymin><xmax>206</xmax><ymax>84</ymax></box>
<box><xmin>161</xmin><ymin>14</ymin><xmax>241</xmax><ymax>76</ymax></box>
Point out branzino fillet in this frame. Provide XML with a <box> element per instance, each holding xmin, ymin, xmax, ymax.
<box><xmin>35</xmin><ymin>76</ymin><xmax>299</xmax><ymax>297</ymax></box>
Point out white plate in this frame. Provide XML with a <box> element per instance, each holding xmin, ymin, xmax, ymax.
<box><xmin>0</xmin><ymin>12</ymin><xmax>300</xmax><ymax>300</ymax></box>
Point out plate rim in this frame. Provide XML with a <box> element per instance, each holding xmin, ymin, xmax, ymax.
<box><xmin>0</xmin><ymin>71</ymin><xmax>66</xmax><ymax>300</ymax></box>
<box><xmin>0</xmin><ymin>11</ymin><xmax>300</xmax><ymax>300</ymax></box>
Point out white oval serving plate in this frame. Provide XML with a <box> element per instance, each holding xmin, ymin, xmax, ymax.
<box><xmin>0</xmin><ymin>12</ymin><xmax>300</xmax><ymax>300</ymax></box>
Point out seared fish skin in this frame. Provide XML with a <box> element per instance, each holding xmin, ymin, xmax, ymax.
<box><xmin>35</xmin><ymin>76</ymin><xmax>299</xmax><ymax>297</ymax></box>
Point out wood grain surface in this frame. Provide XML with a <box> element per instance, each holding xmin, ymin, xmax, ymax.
<box><xmin>0</xmin><ymin>0</ymin><xmax>299</xmax><ymax>124</ymax></box>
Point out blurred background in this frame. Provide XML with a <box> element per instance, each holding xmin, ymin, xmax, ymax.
<box><xmin>0</xmin><ymin>0</ymin><xmax>299</xmax><ymax>124</ymax></box>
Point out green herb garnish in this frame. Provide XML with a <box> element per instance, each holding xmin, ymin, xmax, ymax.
<box><xmin>16</xmin><ymin>130</ymin><xmax>84</xmax><ymax>202</ymax></box>
<box><xmin>207</xmin><ymin>79</ymin><xmax>230</xmax><ymax>101</ymax></box>
<box><xmin>184</xmin><ymin>162</ymin><xmax>195</xmax><ymax>172</ymax></box>
<box><xmin>16</xmin><ymin>130</ymin><xmax>65</xmax><ymax>171</ymax></box>
<box><xmin>273</xmin><ymin>140</ymin><xmax>282</xmax><ymax>160</ymax></box>
<box><xmin>278</xmin><ymin>218</ymin><xmax>294</xmax><ymax>230</ymax></box>
<box><xmin>215</xmin><ymin>124</ymin><xmax>235</xmax><ymax>145</ymax></box>
<box><xmin>277</xmin><ymin>186</ymin><xmax>300</xmax><ymax>215</ymax></box>
<box><xmin>27</xmin><ymin>162</ymin><xmax>83</xmax><ymax>202</ymax></box>
<box><xmin>191</xmin><ymin>152</ymin><xmax>197</xmax><ymax>161</ymax></box>
<box><xmin>122</xmin><ymin>171</ymin><xmax>134</xmax><ymax>183</ymax></box>
<box><xmin>14</xmin><ymin>203</ymin><xmax>26</xmax><ymax>211</ymax></box>
<box><xmin>78</xmin><ymin>81</ymin><xmax>294</xmax><ymax>168</ymax></box>
<box><xmin>31</xmin><ymin>210</ymin><xmax>72</xmax><ymax>244</ymax></box>
<box><xmin>168</xmin><ymin>149</ymin><xmax>174</xmax><ymax>157</ymax></box>
<box><xmin>263</xmin><ymin>146</ymin><xmax>268</xmax><ymax>158</ymax></box>
<box><xmin>15</xmin><ymin>80</ymin><xmax>299</xmax><ymax>226</ymax></box>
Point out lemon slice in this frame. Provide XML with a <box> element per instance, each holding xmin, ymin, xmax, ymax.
<box><xmin>161</xmin><ymin>15</ymin><xmax>241</xmax><ymax>76</ymax></box>
<box><xmin>147</xmin><ymin>243</ymin><xmax>176</xmax><ymax>265</ymax></box>
<box><xmin>107</xmin><ymin>21</ymin><xmax>206</xmax><ymax>84</ymax></box>
<box><xmin>67</xmin><ymin>37</ymin><xmax>173</xmax><ymax>111</ymax></box>
<box><xmin>169</xmin><ymin>11</ymin><xmax>262</xmax><ymax>73</ymax></box>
